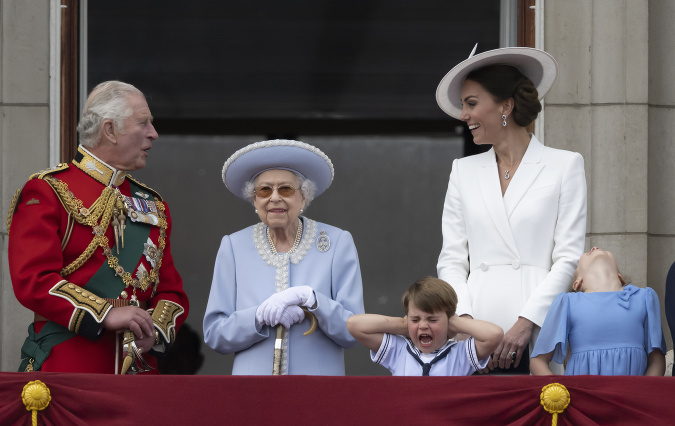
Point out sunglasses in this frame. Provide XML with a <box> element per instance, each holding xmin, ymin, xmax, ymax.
<box><xmin>254</xmin><ymin>184</ymin><xmax>297</xmax><ymax>198</ymax></box>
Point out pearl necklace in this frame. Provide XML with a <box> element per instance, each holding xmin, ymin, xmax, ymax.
<box><xmin>267</xmin><ymin>219</ymin><xmax>303</xmax><ymax>255</ymax></box>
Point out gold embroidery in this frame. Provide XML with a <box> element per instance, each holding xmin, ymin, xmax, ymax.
<box><xmin>151</xmin><ymin>300</ymin><xmax>185</xmax><ymax>344</ymax></box>
<box><xmin>26</xmin><ymin>198</ymin><xmax>40</xmax><ymax>205</ymax></box>
<box><xmin>49</xmin><ymin>282</ymin><xmax>111</xmax><ymax>324</ymax></box>
<box><xmin>72</xmin><ymin>147</ymin><xmax>126</xmax><ymax>187</ymax></box>
<box><xmin>70</xmin><ymin>309</ymin><xmax>86</xmax><ymax>333</ymax></box>
<box><xmin>42</xmin><ymin>177</ymin><xmax>167</xmax><ymax>296</ymax></box>
<box><xmin>6</xmin><ymin>163</ymin><xmax>69</xmax><ymax>235</ymax></box>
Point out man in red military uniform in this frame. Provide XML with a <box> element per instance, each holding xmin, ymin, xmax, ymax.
<box><xmin>7</xmin><ymin>81</ymin><xmax>189</xmax><ymax>374</ymax></box>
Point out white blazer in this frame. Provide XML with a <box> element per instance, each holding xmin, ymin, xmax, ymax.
<box><xmin>437</xmin><ymin>135</ymin><xmax>587</xmax><ymax>338</ymax></box>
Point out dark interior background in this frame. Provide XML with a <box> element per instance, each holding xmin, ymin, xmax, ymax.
<box><xmin>87</xmin><ymin>0</ymin><xmax>500</xmax><ymax>375</ymax></box>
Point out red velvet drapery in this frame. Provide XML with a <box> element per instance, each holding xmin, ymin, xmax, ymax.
<box><xmin>1</xmin><ymin>373</ymin><xmax>673</xmax><ymax>425</ymax></box>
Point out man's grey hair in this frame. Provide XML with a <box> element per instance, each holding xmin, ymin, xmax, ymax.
<box><xmin>76</xmin><ymin>81</ymin><xmax>144</xmax><ymax>148</ymax></box>
<box><xmin>243</xmin><ymin>172</ymin><xmax>317</xmax><ymax>209</ymax></box>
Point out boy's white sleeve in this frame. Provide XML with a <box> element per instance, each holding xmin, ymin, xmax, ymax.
<box><xmin>465</xmin><ymin>337</ymin><xmax>490</xmax><ymax>371</ymax></box>
<box><xmin>371</xmin><ymin>333</ymin><xmax>399</xmax><ymax>373</ymax></box>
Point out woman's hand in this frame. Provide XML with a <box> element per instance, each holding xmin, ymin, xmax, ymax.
<box><xmin>256</xmin><ymin>286</ymin><xmax>315</xmax><ymax>326</ymax></box>
<box><xmin>490</xmin><ymin>316</ymin><xmax>534</xmax><ymax>370</ymax></box>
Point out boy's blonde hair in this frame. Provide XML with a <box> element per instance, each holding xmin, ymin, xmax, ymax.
<box><xmin>402</xmin><ymin>277</ymin><xmax>458</xmax><ymax>317</ymax></box>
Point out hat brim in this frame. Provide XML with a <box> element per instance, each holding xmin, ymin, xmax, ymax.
<box><xmin>222</xmin><ymin>140</ymin><xmax>334</xmax><ymax>201</ymax></box>
<box><xmin>436</xmin><ymin>47</ymin><xmax>558</xmax><ymax>119</ymax></box>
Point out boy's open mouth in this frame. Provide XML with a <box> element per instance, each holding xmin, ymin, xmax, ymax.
<box><xmin>419</xmin><ymin>334</ymin><xmax>433</xmax><ymax>345</ymax></box>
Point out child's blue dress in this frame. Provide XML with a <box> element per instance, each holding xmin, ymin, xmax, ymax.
<box><xmin>531</xmin><ymin>285</ymin><xmax>666</xmax><ymax>375</ymax></box>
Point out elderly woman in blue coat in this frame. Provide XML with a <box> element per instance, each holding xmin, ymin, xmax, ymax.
<box><xmin>203</xmin><ymin>140</ymin><xmax>365</xmax><ymax>375</ymax></box>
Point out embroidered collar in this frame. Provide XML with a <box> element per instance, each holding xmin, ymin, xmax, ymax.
<box><xmin>73</xmin><ymin>146</ymin><xmax>127</xmax><ymax>187</ymax></box>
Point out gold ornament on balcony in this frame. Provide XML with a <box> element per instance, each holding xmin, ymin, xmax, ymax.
<box><xmin>22</xmin><ymin>380</ymin><xmax>51</xmax><ymax>426</ymax></box>
<box><xmin>540</xmin><ymin>383</ymin><xmax>570</xmax><ymax>426</ymax></box>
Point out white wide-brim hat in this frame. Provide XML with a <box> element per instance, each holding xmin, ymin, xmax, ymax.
<box><xmin>222</xmin><ymin>139</ymin><xmax>334</xmax><ymax>200</ymax></box>
<box><xmin>436</xmin><ymin>46</ymin><xmax>558</xmax><ymax>119</ymax></box>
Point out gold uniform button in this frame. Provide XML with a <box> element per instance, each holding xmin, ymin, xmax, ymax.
<box><xmin>121</xmin><ymin>291</ymin><xmax>128</xmax><ymax>299</ymax></box>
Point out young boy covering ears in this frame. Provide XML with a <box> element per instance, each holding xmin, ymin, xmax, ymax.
<box><xmin>347</xmin><ymin>277</ymin><xmax>503</xmax><ymax>376</ymax></box>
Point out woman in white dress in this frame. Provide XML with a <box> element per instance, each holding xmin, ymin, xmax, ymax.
<box><xmin>435</xmin><ymin>47</ymin><xmax>587</xmax><ymax>373</ymax></box>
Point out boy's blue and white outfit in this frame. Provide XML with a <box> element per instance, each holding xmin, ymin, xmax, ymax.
<box><xmin>372</xmin><ymin>334</ymin><xmax>489</xmax><ymax>376</ymax></box>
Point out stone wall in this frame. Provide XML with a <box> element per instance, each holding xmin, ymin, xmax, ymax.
<box><xmin>0</xmin><ymin>0</ymin><xmax>51</xmax><ymax>372</ymax></box>
<box><xmin>544</xmin><ymin>0</ymin><xmax>674</xmax><ymax>348</ymax></box>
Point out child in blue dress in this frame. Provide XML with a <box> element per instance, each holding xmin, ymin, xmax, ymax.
<box><xmin>531</xmin><ymin>247</ymin><xmax>666</xmax><ymax>376</ymax></box>
<box><xmin>347</xmin><ymin>277</ymin><xmax>503</xmax><ymax>376</ymax></box>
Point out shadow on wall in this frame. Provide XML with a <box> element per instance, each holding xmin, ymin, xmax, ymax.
<box><xmin>158</xmin><ymin>323</ymin><xmax>205</xmax><ymax>375</ymax></box>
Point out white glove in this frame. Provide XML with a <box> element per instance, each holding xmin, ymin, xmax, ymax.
<box><xmin>256</xmin><ymin>286</ymin><xmax>315</xmax><ymax>326</ymax></box>
<box><xmin>278</xmin><ymin>305</ymin><xmax>305</xmax><ymax>329</ymax></box>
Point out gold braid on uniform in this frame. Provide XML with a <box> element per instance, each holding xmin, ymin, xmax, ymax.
<box><xmin>42</xmin><ymin>176</ymin><xmax>168</xmax><ymax>294</ymax></box>
<box><xmin>6</xmin><ymin>187</ymin><xmax>23</xmax><ymax>234</ymax></box>
<box><xmin>6</xmin><ymin>164</ymin><xmax>70</xmax><ymax>234</ymax></box>
<box><xmin>149</xmin><ymin>300</ymin><xmax>185</xmax><ymax>344</ymax></box>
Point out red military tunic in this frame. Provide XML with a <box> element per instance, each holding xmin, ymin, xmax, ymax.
<box><xmin>8</xmin><ymin>146</ymin><xmax>189</xmax><ymax>374</ymax></box>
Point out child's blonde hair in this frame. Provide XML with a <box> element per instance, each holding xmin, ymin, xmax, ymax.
<box><xmin>402</xmin><ymin>277</ymin><xmax>458</xmax><ymax>317</ymax></box>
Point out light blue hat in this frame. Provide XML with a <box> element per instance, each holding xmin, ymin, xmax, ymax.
<box><xmin>222</xmin><ymin>139</ymin><xmax>334</xmax><ymax>200</ymax></box>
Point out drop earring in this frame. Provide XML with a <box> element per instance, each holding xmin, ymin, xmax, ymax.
<box><xmin>502</xmin><ymin>114</ymin><xmax>507</xmax><ymax>127</ymax></box>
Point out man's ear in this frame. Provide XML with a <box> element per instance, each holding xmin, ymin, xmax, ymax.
<box><xmin>102</xmin><ymin>120</ymin><xmax>116</xmax><ymax>144</ymax></box>
<box><xmin>572</xmin><ymin>277</ymin><xmax>583</xmax><ymax>292</ymax></box>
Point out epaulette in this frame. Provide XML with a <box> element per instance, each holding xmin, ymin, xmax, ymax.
<box><xmin>7</xmin><ymin>163</ymin><xmax>70</xmax><ymax>234</ymax></box>
<box><xmin>28</xmin><ymin>163</ymin><xmax>70</xmax><ymax>180</ymax></box>
<box><xmin>126</xmin><ymin>175</ymin><xmax>164</xmax><ymax>201</ymax></box>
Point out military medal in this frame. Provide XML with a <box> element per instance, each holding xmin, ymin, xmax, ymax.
<box><xmin>123</xmin><ymin>195</ymin><xmax>159</xmax><ymax>225</ymax></box>
<box><xmin>143</xmin><ymin>238</ymin><xmax>159</xmax><ymax>268</ymax></box>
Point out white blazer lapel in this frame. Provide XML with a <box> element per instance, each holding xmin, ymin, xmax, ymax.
<box><xmin>503</xmin><ymin>136</ymin><xmax>545</xmax><ymax>218</ymax></box>
<box><xmin>477</xmin><ymin>149</ymin><xmax>519</xmax><ymax>255</ymax></box>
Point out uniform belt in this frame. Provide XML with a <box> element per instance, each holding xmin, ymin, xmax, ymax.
<box><xmin>34</xmin><ymin>299</ymin><xmax>148</xmax><ymax>322</ymax></box>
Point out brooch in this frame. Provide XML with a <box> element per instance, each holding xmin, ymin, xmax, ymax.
<box><xmin>316</xmin><ymin>230</ymin><xmax>331</xmax><ymax>253</ymax></box>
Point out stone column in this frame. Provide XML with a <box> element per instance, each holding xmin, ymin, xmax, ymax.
<box><xmin>544</xmin><ymin>0</ymin><xmax>672</xmax><ymax>348</ymax></box>
<box><xmin>648</xmin><ymin>0</ymin><xmax>675</xmax><ymax>349</ymax></box>
<box><xmin>0</xmin><ymin>0</ymin><xmax>51</xmax><ymax>371</ymax></box>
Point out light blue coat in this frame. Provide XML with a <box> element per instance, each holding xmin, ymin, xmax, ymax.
<box><xmin>203</xmin><ymin>218</ymin><xmax>364</xmax><ymax>375</ymax></box>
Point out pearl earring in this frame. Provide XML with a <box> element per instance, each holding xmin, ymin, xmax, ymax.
<box><xmin>255</xmin><ymin>209</ymin><xmax>258</xmax><ymax>214</ymax></box>
<box><xmin>502</xmin><ymin>114</ymin><xmax>507</xmax><ymax>127</ymax></box>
